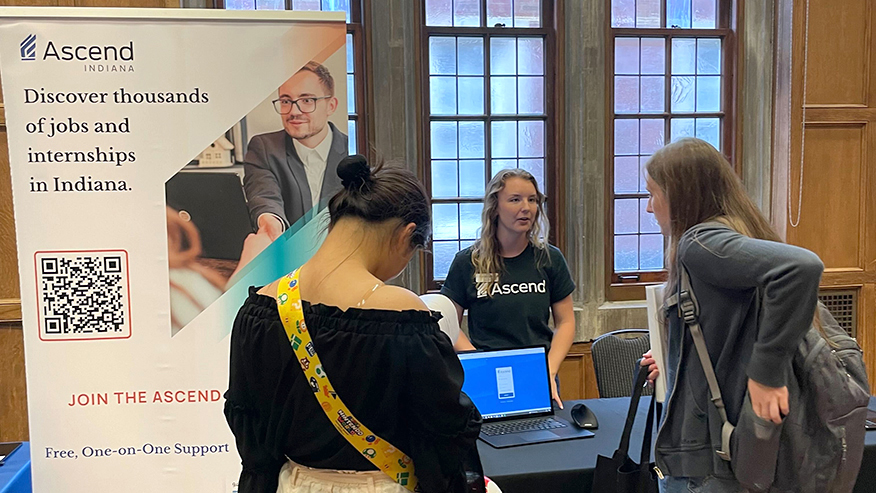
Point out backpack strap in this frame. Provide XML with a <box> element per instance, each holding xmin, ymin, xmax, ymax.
<box><xmin>276</xmin><ymin>269</ymin><xmax>420</xmax><ymax>492</ymax></box>
<box><xmin>678</xmin><ymin>265</ymin><xmax>735</xmax><ymax>462</ymax></box>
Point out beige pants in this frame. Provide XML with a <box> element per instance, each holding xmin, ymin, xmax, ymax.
<box><xmin>276</xmin><ymin>460</ymin><xmax>408</xmax><ymax>493</ymax></box>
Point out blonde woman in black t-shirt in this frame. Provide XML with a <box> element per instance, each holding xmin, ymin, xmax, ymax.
<box><xmin>440</xmin><ymin>168</ymin><xmax>576</xmax><ymax>408</ymax></box>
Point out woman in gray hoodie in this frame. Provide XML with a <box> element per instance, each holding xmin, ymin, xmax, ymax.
<box><xmin>639</xmin><ymin>138</ymin><xmax>824</xmax><ymax>493</ymax></box>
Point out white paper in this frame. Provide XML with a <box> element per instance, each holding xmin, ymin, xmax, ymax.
<box><xmin>646</xmin><ymin>284</ymin><xmax>669</xmax><ymax>402</ymax></box>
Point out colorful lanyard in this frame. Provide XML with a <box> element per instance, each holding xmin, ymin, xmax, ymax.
<box><xmin>276</xmin><ymin>269</ymin><xmax>420</xmax><ymax>492</ymax></box>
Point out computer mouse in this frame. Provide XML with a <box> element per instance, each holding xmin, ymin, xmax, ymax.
<box><xmin>570</xmin><ymin>403</ymin><xmax>599</xmax><ymax>429</ymax></box>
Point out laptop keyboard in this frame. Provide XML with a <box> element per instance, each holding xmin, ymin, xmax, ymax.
<box><xmin>482</xmin><ymin>417</ymin><xmax>567</xmax><ymax>436</ymax></box>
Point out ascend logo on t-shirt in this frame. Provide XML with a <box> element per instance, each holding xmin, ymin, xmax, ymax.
<box><xmin>477</xmin><ymin>279</ymin><xmax>546</xmax><ymax>298</ymax></box>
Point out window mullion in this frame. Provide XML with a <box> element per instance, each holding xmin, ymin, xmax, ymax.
<box><xmin>484</xmin><ymin>32</ymin><xmax>492</xmax><ymax>192</ymax></box>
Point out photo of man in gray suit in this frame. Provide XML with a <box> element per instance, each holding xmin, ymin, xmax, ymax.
<box><xmin>243</xmin><ymin>60</ymin><xmax>349</xmax><ymax>242</ymax></box>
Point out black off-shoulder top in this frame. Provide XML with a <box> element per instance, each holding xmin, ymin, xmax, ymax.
<box><xmin>224</xmin><ymin>287</ymin><xmax>484</xmax><ymax>493</ymax></box>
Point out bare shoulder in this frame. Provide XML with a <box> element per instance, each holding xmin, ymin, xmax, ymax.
<box><xmin>363</xmin><ymin>285</ymin><xmax>429</xmax><ymax>312</ymax></box>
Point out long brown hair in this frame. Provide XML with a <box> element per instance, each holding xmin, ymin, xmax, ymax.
<box><xmin>471</xmin><ymin>168</ymin><xmax>549</xmax><ymax>295</ymax></box>
<box><xmin>646</xmin><ymin>138</ymin><xmax>828</xmax><ymax>337</ymax></box>
<box><xmin>645</xmin><ymin>138</ymin><xmax>780</xmax><ymax>292</ymax></box>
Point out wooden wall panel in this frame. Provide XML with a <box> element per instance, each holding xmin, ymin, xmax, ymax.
<box><xmin>0</xmin><ymin>124</ymin><xmax>19</xmax><ymax>302</ymax></box>
<box><xmin>786</xmin><ymin>123</ymin><xmax>864</xmax><ymax>270</ymax></box>
<box><xmin>75</xmin><ymin>0</ymin><xmax>179</xmax><ymax>7</ymax></box>
<box><xmin>0</xmin><ymin>0</ymin><xmax>178</xmax><ymax>6</ymax></box>
<box><xmin>0</xmin><ymin>121</ymin><xmax>20</xmax><ymax>323</ymax></box>
<box><xmin>775</xmin><ymin>0</ymin><xmax>876</xmax><ymax>391</ymax></box>
<box><xmin>0</xmin><ymin>0</ymin><xmax>66</xmax><ymax>6</ymax></box>
<box><xmin>558</xmin><ymin>342</ymin><xmax>600</xmax><ymax>401</ymax></box>
<box><xmin>805</xmin><ymin>0</ymin><xmax>869</xmax><ymax>105</ymax></box>
<box><xmin>0</xmin><ymin>323</ymin><xmax>27</xmax><ymax>441</ymax></box>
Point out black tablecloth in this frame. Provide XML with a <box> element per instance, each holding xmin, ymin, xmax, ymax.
<box><xmin>478</xmin><ymin>396</ymin><xmax>876</xmax><ymax>493</ymax></box>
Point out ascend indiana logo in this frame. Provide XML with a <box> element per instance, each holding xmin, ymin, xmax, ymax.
<box><xmin>17</xmin><ymin>36</ymin><xmax>135</xmax><ymax>72</ymax></box>
<box><xmin>20</xmin><ymin>34</ymin><xmax>36</xmax><ymax>61</ymax></box>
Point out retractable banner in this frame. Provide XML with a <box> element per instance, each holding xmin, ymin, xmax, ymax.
<box><xmin>0</xmin><ymin>7</ymin><xmax>348</xmax><ymax>491</ymax></box>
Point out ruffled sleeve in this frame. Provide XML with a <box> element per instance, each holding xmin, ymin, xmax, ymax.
<box><xmin>404</xmin><ymin>324</ymin><xmax>486</xmax><ymax>493</ymax></box>
<box><xmin>224</xmin><ymin>289</ymin><xmax>287</xmax><ymax>493</ymax></box>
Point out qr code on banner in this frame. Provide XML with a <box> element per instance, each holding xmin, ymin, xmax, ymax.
<box><xmin>35</xmin><ymin>250</ymin><xmax>131</xmax><ymax>341</ymax></box>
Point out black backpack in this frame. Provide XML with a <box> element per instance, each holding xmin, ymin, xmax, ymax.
<box><xmin>677</xmin><ymin>266</ymin><xmax>870</xmax><ymax>493</ymax></box>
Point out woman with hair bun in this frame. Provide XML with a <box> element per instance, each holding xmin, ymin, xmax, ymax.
<box><xmin>225</xmin><ymin>156</ymin><xmax>486</xmax><ymax>493</ymax></box>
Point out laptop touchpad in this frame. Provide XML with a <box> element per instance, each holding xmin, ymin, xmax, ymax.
<box><xmin>519</xmin><ymin>430</ymin><xmax>559</xmax><ymax>441</ymax></box>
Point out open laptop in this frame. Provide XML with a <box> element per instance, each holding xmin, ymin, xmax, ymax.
<box><xmin>165</xmin><ymin>170</ymin><xmax>254</xmax><ymax>260</ymax></box>
<box><xmin>459</xmin><ymin>346</ymin><xmax>594</xmax><ymax>448</ymax></box>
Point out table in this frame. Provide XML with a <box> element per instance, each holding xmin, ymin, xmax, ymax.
<box><xmin>479</xmin><ymin>397</ymin><xmax>876</xmax><ymax>493</ymax></box>
<box><xmin>0</xmin><ymin>442</ymin><xmax>30</xmax><ymax>493</ymax></box>
<box><xmin>3</xmin><ymin>399</ymin><xmax>875</xmax><ymax>492</ymax></box>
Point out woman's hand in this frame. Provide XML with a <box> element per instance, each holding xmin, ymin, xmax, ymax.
<box><xmin>747</xmin><ymin>378</ymin><xmax>788</xmax><ymax>424</ymax></box>
<box><xmin>640</xmin><ymin>350</ymin><xmax>659</xmax><ymax>385</ymax></box>
<box><xmin>550</xmin><ymin>373</ymin><xmax>563</xmax><ymax>410</ymax></box>
<box><xmin>227</xmin><ymin>231</ymin><xmax>274</xmax><ymax>287</ymax></box>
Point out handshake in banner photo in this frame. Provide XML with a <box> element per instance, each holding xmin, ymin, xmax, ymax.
<box><xmin>165</xmin><ymin>59</ymin><xmax>349</xmax><ymax>336</ymax></box>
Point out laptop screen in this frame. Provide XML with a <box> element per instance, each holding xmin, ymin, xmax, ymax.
<box><xmin>458</xmin><ymin>346</ymin><xmax>552</xmax><ymax>420</ymax></box>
